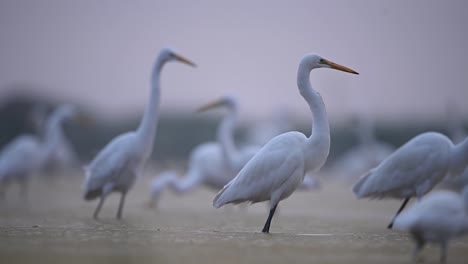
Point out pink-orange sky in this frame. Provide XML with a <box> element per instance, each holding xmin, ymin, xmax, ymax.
<box><xmin>0</xmin><ymin>0</ymin><xmax>467</xmax><ymax>124</ymax></box>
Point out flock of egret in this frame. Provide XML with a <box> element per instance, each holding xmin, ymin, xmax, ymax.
<box><xmin>1</xmin><ymin>48</ymin><xmax>467</xmax><ymax>263</ymax></box>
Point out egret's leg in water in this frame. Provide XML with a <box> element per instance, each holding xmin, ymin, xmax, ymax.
<box><xmin>387</xmin><ymin>197</ymin><xmax>410</xmax><ymax>229</ymax></box>
<box><xmin>116</xmin><ymin>191</ymin><xmax>127</xmax><ymax>219</ymax></box>
<box><xmin>262</xmin><ymin>204</ymin><xmax>278</xmax><ymax>234</ymax></box>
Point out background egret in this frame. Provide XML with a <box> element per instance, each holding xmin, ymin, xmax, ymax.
<box><xmin>393</xmin><ymin>187</ymin><xmax>468</xmax><ymax>263</ymax></box>
<box><xmin>82</xmin><ymin>48</ymin><xmax>196</xmax><ymax>219</ymax></box>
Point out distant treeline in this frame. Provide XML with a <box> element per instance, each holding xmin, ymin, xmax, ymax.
<box><xmin>0</xmin><ymin>93</ymin><xmax>465</xmax><ymax>168</ymax></box>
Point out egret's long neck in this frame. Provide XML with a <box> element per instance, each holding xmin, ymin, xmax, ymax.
<box><xmin>450</xmin><ymin>137</ymin><xmax>468</xmax><ymax>175</ymax></box>
<box><xmin>218</xmin><ymin>105</ymin><xmax>239</xmax><ymax>170</ymax></box>
<box><xmin>137</xmin><ymin>56</ymin><xmax>164</xmax><ymax>150</ymax></box>
<box><xmin>297</xmin><ymin>64</ymin><xmax>330</xmax><ymax>171</ymax></box>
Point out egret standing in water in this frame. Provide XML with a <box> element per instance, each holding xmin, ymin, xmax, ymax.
<box><xmin>393</xmin><ymin>187</ymin><xmax>468</xmax><ymax>263</ymax></box>
<box><xmin>147</xmin><ymin>96</ymin><xmax>260</xmax><ymax>207</ymax></box>
<box><xmin>83</xmin><ymin>48</ymin><xmax>196</xmax><ymax>219</ymax></box>
<box><xmin>353</xmin><ymin>133</ymin><xmax>468</xmax><ymax>229</ymax></box>
<box><xmin>213</xmin><ymin>54</ymin><xmax>358</xmax><ymax>233</ymax></box>
<box><xmin>0</xmin><ymin>105</ymin><xmax>79</xmax><ymax>198</ymax></box>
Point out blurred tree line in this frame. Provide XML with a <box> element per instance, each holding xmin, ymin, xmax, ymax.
<box><xmin>0</xmin><ymin>91</ymin><xmax>465</xmax><ymax>168</ymax></box>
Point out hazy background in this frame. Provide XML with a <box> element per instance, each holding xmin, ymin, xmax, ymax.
<box><xmin>0</xmin><ymin>0</ymin><xmax>467</xmax><ymax>160</ymax></box>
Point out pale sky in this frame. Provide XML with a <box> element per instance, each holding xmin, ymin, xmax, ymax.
<box><xmin>0</xmin><ymin>0</ymin><xmax>467</xmax><ymax>123</ymax></box>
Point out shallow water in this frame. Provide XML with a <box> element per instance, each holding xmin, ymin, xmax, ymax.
<box><xmin>1</xmin><ymin>171</ymin><xmax>467</xmax><ymax>264</ymax></box>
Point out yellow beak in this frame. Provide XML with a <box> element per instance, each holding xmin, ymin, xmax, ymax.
<box><xmin>174</xmin><ymin>54</ymin><xmax>197</xmax><ymax>67</ymax></box>
<box><xmin>196</xmin><ymin>98</ymin><xmax>226</xmax><ymax>112</ymax></box>
<box><xmin>323</xmin><ymin>59</ymin><xmax>358</xmax><ymax>74</ymax></box>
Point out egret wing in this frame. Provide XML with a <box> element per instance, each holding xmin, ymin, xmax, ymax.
<box><xmin>214</xmin><ymin>133</ymin><xmax>305</xmax><ymax>207</ymax></box>
<box><xmin>353</xmin><ymin>140</ymin><xmax>448</xmax><ymax>198</ymax></box>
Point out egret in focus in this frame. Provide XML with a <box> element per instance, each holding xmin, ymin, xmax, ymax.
<box><xmin>83</xmin><ymin>48</ymin><xmax>196</xmax><ymax>219</ymax></box>
<box><xmin>213</xmin><ymin>54</ymin><xmax>358</xmax><ymax>233</ymax></box>
<box><xmin>353</xmin><ymin>133</ymin><xmax>468</xmax><ymax>229</ymax></box>
<box><xmin>0</xmin><ymin>104</ymin><xmax>79</xmax><ymax>198</ymax></box>
<box><xmin>393</xmin><ymin>187</ymin><xmax>468</xmax><ymax>263</ymax></box>
<box><xmin>147</xmin><ymin>96</ymin><xmax>260</xmax><ymax>208</ymax></box>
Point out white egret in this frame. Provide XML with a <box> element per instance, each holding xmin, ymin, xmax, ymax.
<box><xmin>213</xmin><ymin>54</ymin><xmax>358</xmax><ymax>233</ymax></box>
<box><xmin>353</xmin><ymin>132</ymin><xmax>468</xmax><ymax>229</ymax></box>
<box><xmin>40</xmin><ymin>106</ymin><xmax>81</xmax><ymax>173</ymax></box>
<box><xmin>0</xmin><ymin>105</ymin><xmax>78</xmax><ymax>198</ymax></box>
<box><xmin>147</xmin><ymin>144</ymin><xmax>227</xmax><ymax>208</ymax></box>
<box><xmin>439</xmin><ymin>109</ymin><xmax>468</xmax><ymax>191</ymax></box>
<box><xmin>331</xmin><ymin>116</ymin><xmax>394</xmax><ymax>184</ymax></box>
<box><xmin>393</xmin><ymin>187</ymin><xmax>468</xmax><ymax>263</ymax></box>
<box><xmin>197</xmin><ymin>96</ymin><xmax>261</xmax><ymax>174</ymax></box>
<box><xmin>147</xmin><ymin>96</ymin><xmax>260</xmax><ymax>207</ymax></box>
<box><xmin>82</xmin><ymin>48</ymin><xmax>195</xmax><ymax>219</ymax></box>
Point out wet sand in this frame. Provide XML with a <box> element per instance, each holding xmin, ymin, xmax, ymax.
<box><xmin>1</xmin><ymin>170</ymin><xmax>467</xmax><ymax>264</ymax></box>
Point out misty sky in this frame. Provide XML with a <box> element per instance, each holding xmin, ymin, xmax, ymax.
<box><xmin>0</xmin><ymin>0</ymin><xmax>467</xmax><ymax>124</ymax></box>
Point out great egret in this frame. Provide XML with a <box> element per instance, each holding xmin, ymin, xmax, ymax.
<box><xmin>353</xmin><ymin>132</ymin><xmax>468</xmax><ymax>229</ymax></box>
<box><xmin>34</xmin><ymin>106</ymin><xmax>81</xmax><ymax>174</ymax></box>
<box><xmin>393</xmin><ymin>187</ymin><xmax>468</xmax><ymax>263</ymax></box>
<box><xmin>147</xmin><ymin>96</ymin><xmax>260</xmax><ymax>207</ymax></box>
<box><xmin>439</xmin><ymin>111</ymin><xmax>468</xmax><ymax>191</ymax></box>
<box><xmin>197</xmin><ymin>96</ymin><xmax>260</xmax><ymax>174</ymax></box>
<box><xmin>0</xmin><ymin>104</ymin><xmax>78</xmax><ymax>198</ymax></box>
<box><xmin>331</xmin><ymin>116</ymin><xmax>394</xmax><ymax>184</ymax></box>
<box><xmin>82</xmin><ymin>48</ymin><xmax>195</xmax><ymax>219</ymax></box>
<box><xmin>213</xmin><ymin>54</ymin><xmax>358</xmax><ymax>233</ymax></box>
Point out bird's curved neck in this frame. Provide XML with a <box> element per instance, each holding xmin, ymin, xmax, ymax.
<box><xmin>42</xmin><ymin>113</ymin><xmax>66</xmax><ymax>155</ymax></box>
<box><xmin>297</xmin><ymin>64</ymin><xmax>330</xmax><ymax>171</ymax></box>
<box><xmin>450</xmin><ymin>137</ymin><xmax>468</xmax><ymax>175</ymax></box>
<box><xmin>218</xmin><ymin>105</ymin><xmax>239</xmax><ymax>170</ymax></box>
<box><xmin>136</xmin><ymin>56</ymin><xmax>164</xmax><ymax>149</ymax></box>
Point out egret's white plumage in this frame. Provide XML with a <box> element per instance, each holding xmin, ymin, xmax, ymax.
<box><xmin>213</xmin><ymin>53</ymin><xmax>358</xmax><ymax>233</ymax></box>
<box><xmin>147</xmin><ymin>96</ymin><xmax>260</xmax><ymax>207</ymax></box>
<box><xmin>0</xmin><ymin>104</ymin><xmax>78</xmax><ymax>198</ymax></box>
<box><xmin>82</xmin><ymin>48</ymin><xmax>195</xmax><ymax>219</ymax></box>
<box><xmin>393</xmin><ymin>187</ymin><xmax>468</xmax><ymax>263</ymax></box>
<box><xmin>440</xmin><ymin>114</ymin><xmax>468</xmax><ymax>191</ymax></box>
<box><xmin>353</xmin><ymin>132</ymin><xmax>468</xmax><ymax>228</ymax></box>
<box><xmin>41</xmin><ymin>106</ymin><xmax>81</xmax><ymax>173</ymax></box>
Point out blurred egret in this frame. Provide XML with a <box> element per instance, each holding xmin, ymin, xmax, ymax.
<box><xmin>393</xmin><ymin>187</ymin><xmax>468</xmax><ymax>263</ymax></box>
<box><xmin>331</xmin><ymin>116</ymin><xmax>394</xmax><ymax>183</ymax></box>
<box><xmin>213</xmin><ymin>54</ymin><xmax>358</xmax><ymax>233</ymax></box>
<box><xmin>83</xmin><ymin>48</ymin><xmax>195</xmax><ymax>219</ymax></box>
<box><xmin>0</xmin><ymin>104</ymin><xmax>78</xmax><ymax>198</ymax></box>
<box><xmin>353</xmin><ymin>132</ymin><xmax>468</xmax><ymax>228</ymax></box>
<box><xmin>147</xmin><ymin>96</ymin><xmax>260</xmax><ymax>207</ymax></box>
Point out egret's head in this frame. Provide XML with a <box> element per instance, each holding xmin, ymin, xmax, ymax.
<box><xmin>301</xmin><ymin>54</ymin><xmax>358</xmax><ymax>74</ymax></box>
<box><xmin>196</xmin><ymin>95</ymin><xmax>237</xmax><ymax>112</ymax></box>
<box><xmin>159</xmin><ymin>47</ymin><xmax>196</xmax><ymax>67</ymax></box>
<box><xmin>54</xmin><ymin>104</ymin><xmax>94</xmax><ymax>126</ymax></box>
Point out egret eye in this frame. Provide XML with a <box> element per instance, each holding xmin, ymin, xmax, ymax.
<box><xmin>319</xmin><ymin>58</ymin><xmax>325</xmax><ymax>63</ymax></box>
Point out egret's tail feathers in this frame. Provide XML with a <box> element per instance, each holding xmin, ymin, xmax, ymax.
<box><xmin>213</xmin><ymin>185</ymin><xmax>229</xmax><ymax>208</ymax></box>
<box><xmin>352</xmin><ymin>170</ymin><xmax>373</xmax><ymax>198</ymax></box>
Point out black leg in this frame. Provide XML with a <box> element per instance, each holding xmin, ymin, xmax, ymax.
<box><xmin>93</xmin><ymin>196</ymin><xmax>106</xmax><ymax>219</ymax></box>
<box><xmin>116</xmin><ymin>192</ymin><xmax>126</xmax><ymax>219</ymax></box>
<box><xmin>387</xmin><ymin>197</ymin><xmax>410</xmax><ymax>229</ymax></box>
<box><xmin>262</xmin><ymin>204</ymin><xmax>278</xmax><ymax>233</ymax></box>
